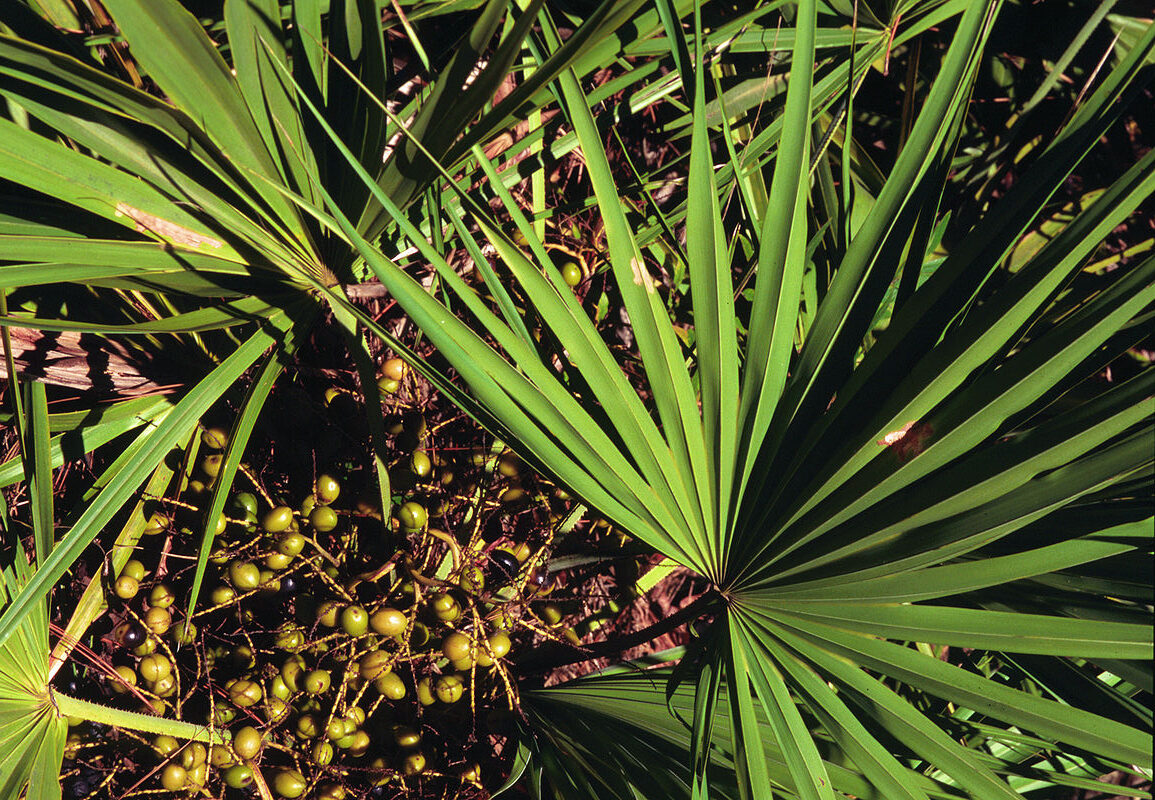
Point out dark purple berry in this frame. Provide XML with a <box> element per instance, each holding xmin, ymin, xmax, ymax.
<box><xmin>488</xmin><ymin>549</ymin><xmax>519</xmax><ymax>584</ymax></box>
<box><xmin>120</xmin><ymin>624</ymin><xmax>143</xmax><ymax>647</ymax></box>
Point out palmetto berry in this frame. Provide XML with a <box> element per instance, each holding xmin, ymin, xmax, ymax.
<box><xmin>488</xmin><ymin>548</ymin><xmax>520</xmax><ymax>583</ymax></box>
<box><xmin>262</xmin><ymin>505</ymin><xmax>294</xmax><ymax>533</ymax></box>
<box><xmin>314</xmin><ymin>473</ymin><xmax>341</xmax><ymax>504</ymax></box>
<box><xmin>228</xmin><ymin>561</ymin><xmax>260</xmax><ymax>590</ymax></box>
<box><xmin>232</xmin><ymin>726</ymin><xmax>263</xmax><ymax>760</ymax></box>
<box><xmin>396</xmin><ymin>501</ymin><xmax>427</xmax><ymax>530</ymax></box>
<box><xmin>340</xmin><ymin>604</ymin><xmax>369</xmax><ymax>635</ymax></box>
<box><xmin>273</xmin><ymin>770</ymin><xmax>307</xmax><ymax>799</ymax></box>
<box><xmin>370</xmin><ymin>607</ymin><xmax>406</xmax><ymax>637</ymax></box>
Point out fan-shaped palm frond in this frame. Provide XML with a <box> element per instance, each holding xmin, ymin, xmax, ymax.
<box><xmin>291</xmin><ymin>2</ymin><xmax>1153</xmax><ymax>797</ymax></box>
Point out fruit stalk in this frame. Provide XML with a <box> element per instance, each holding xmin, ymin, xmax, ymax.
<box><xmin>517</xmin><ymin>590</ymin><xmax>720</xmax><ymax>673</ymax></box>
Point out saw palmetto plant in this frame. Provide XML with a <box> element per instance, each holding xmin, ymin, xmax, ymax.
<box><xmin>0</xmin><ymin>0</ymin><xmax>1152</xmax><ymax>797</ymax></box>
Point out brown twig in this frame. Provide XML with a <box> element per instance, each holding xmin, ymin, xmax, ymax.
<box><xmin>516</xmin><ymin>590</ymin><xmax>719</xmax><ymax>674</ymax></box>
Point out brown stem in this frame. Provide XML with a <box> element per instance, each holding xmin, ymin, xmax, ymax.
<box><xmin>517</xmin><ymin>590</ymin><xmax>720</xmax><ymax>674</ymax></box>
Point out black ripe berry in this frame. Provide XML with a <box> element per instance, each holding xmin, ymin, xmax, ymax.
<box><xmin>488</xmin><ymin>549</ymin><xmax>519</xmax><ymax>584</ymax></box>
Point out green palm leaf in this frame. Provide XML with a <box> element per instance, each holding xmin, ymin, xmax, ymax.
<box><xmin>278</xmin><ymin>1</ymin><xmax>1152</xmax><ymax>795</ymax></box>
<box><xmin>308</xmin><ymin>3</ymin><xmax>1149</xmax><ymax>796</ymax></box>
